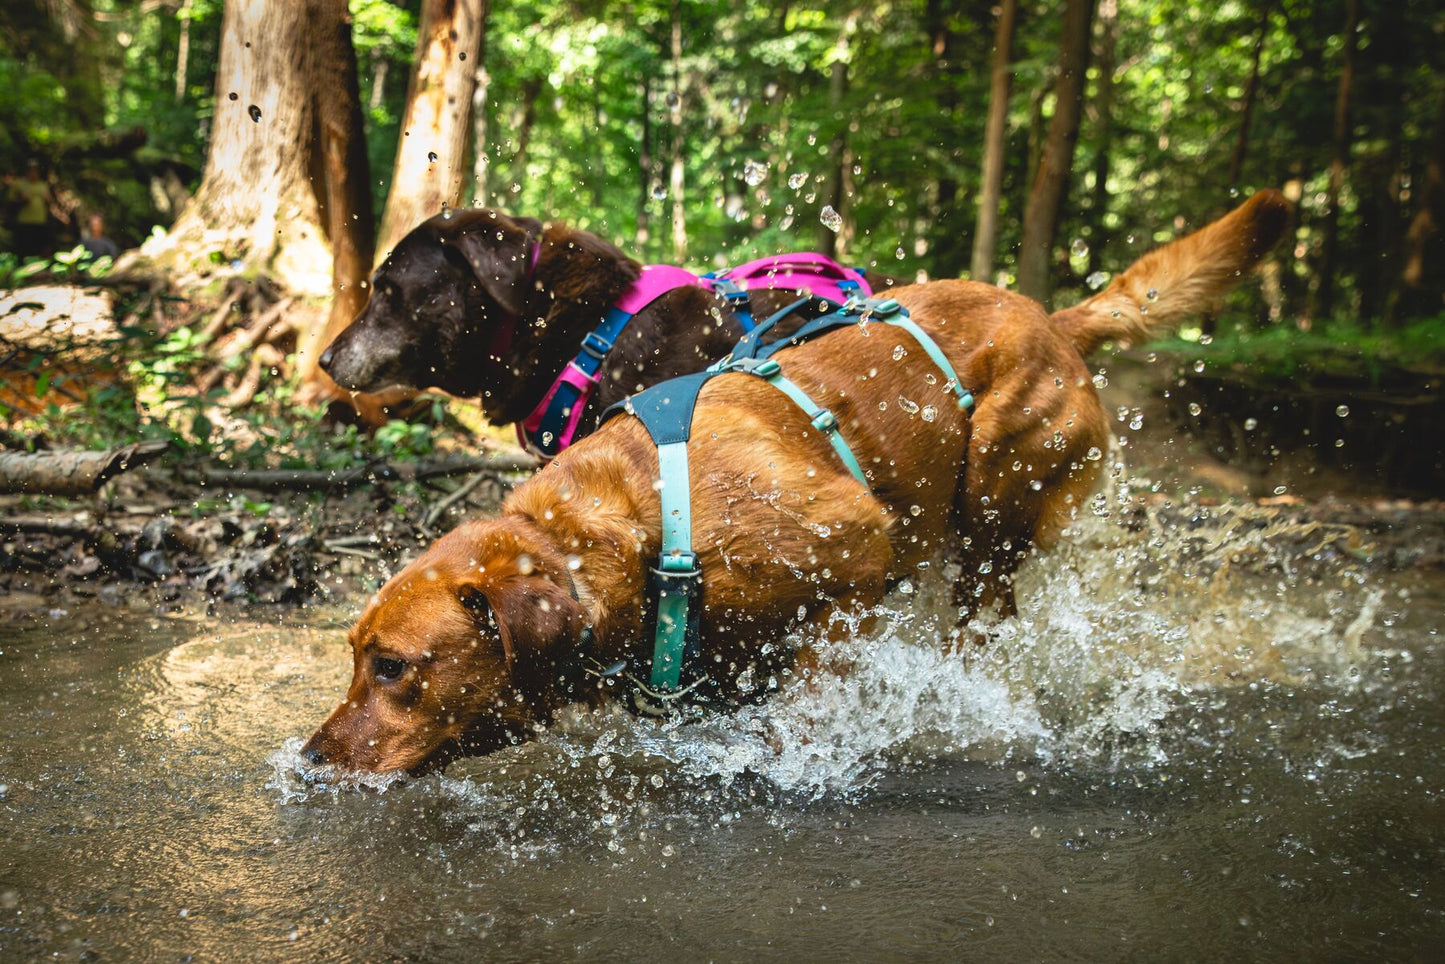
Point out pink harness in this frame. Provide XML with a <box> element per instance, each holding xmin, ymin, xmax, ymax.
<box><xmin>515</xmin><ymin>253</ymin><xmax>871</xmax><ymax>458</ymax></box>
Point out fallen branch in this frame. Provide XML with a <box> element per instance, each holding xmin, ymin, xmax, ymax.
<box><xmin>197</xmin><ymin>451</ymin><xmax>539</xmax><ymax>491</ymax></box>
<box><xmin>421</xmin><ymin>469</ymin><xmax>493</xmax><ymax>529</ymax></box>
<box><xmin>0</xmin><ymin>440</ymin><xmax>169</xmax><ymax>496</ymax></box>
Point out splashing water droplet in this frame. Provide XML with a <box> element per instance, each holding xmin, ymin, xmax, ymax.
<box><xmin>1335</xmin><ymin>404</ymin><xmax>1350</xmax><ymax>418</ymax></box>
<box><xmin>428</xmin><ymin>151</ymin><xmax>438</xmax><ymax>163</ymax></box>
<box><xmin>892</xmin><ymin>344</ymin><xmax>907</xmax><ymax>361</ymax></box>
<box><xmin>1070</xmin><ymin>239</ymin><xmax>1089</xmax><ymax>258</ymax></box>
<box><xmin>908</xmin><ymin>505</ymin><xmax>922</xmax><ymax>517</ymax></box>
<box><xmin>897</xmin><ymin>396</ymin><xmax>920</xmax><ymax>415</ymax></box>
<box><xmin>248</xmin><ymin>104</ymin><xmax>262</xmax><ymax>122</ymax></box>
<box><xmin>1092</xmin><ymin>373</ymin><xmax>1109</xmax><ymax>390</ymax></box>
<box><xmin>921</xmin><ymin>405</ymin><xmax>937</xmax><ymax>422</ymax></box>
<box><xmin>787</xmin><ymin>172</ymin><xmax>808</xmax><ymax>189</ymax></box>
<box><xmin>1193</xmin><ymin>360</ymin><xmax>1206</xmax><ymax>373</ymax></box>
<box><xmin>743</xmin><ymin>159</ymin><xmax>769</xmax><ymax>186</ymax></box>
<box><xmin>895</xmin><ymin>246</ymin><xmax>905</xmax><ymax>260</ymax></box>
<box><xmin>1188</xmin><ymin>403</ymin><xmax>1203</xmax><ymax>416</ymax></box>
<box><xmin>1085</xmin><ymin>270</ymin><xmax>1109</xmax><ymax>290</ymax></box>
<box><xmin>1244</xmin><ymin>418</ymin><xmax>1258</xmax><ymax>430</ymax></box>
<box><xmin>650</xmin><ymin>181</ymin><xmax>667</xmax><ymax>201</ymax></box>
<box><xmin>819</xmin><ymin>205</ymin><xmax>843</xmax><ymax>233</ymax></box>
<box><xmin>1146</xmin><ymin>288</ymin><xmax>1159</xmax><ymax>301</ymax></box>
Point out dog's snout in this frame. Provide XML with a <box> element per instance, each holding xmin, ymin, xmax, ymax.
<box><xmin>300</xmin><ymin>736</ymin><xmax>328</xmax><ymax>766</ymax></box>
<box><xmin>318</xmin><ymin>344</ymin><xmax>336</xmax><ymax>373</ymax></box>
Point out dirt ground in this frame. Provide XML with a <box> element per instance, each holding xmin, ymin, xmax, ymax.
<box><xmin>3</xmin><ymin>353</ymin><xmax>1442</xmax><ymax>613</ymax></box>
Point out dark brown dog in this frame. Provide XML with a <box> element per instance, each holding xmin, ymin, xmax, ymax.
<box><xmin>303</xmin><ymin>192</ymin><xmax>1289</xmax><ymax>775</ymax></box>
<box><xmin>317</xmin><ymin>209</ymin><xmax>846</xmax><ymax>431</ymax></box>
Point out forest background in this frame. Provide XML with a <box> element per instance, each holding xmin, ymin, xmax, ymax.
<box><xmin>0</xmin><ymin>0</ymin><xmax>1442</xmax><ymax>495</ymax></box>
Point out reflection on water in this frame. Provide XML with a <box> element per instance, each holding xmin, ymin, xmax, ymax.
<box><xmin>0</xmin><ymin>512</ymin><xmax>1441</xmax><ymax>961</ymax></box>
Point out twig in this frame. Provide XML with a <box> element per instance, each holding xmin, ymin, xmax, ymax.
<box><xmin>321</xmin><ymin>543</ymin><xmax>383</xmax><ymax>561</ymax></box>
<box><xmin>422</xmin><ymin>469</ymin><xmax>492</xmax><ymax>529</ymax></box>
<box><xmin>197</xmin><ymin>451</ymin><xmax>538</xmax><ymax>491</ymax></box>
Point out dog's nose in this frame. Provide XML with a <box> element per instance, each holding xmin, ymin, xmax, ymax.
<box><xmin>300</xmin><ymin>740</ymin><xmax>327</xmax><ymax>766</ymax></box>
<box><xmin>318</xmin><ymin>345</ymin><xmax>336</xmax><ymax>372</ymax></box>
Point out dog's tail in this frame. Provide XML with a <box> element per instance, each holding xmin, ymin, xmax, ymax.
<box><xmin>1050</xmin><ymin>189</ymin><xmax>1291</xmax><ymax>356</ymax></box>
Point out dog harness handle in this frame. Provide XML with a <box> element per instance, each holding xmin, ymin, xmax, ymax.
<box><xmin>517</xmin><ymin>254</ymin><xmax>874</xmax><ymax>460</ymax></box>
<box><xmin>600</xmin><ymin>296</ymin><xmax>973</xmax><ymax>704</ymax></box>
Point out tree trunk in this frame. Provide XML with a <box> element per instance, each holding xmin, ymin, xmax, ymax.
<box><xmin>1387</xmin><ymin>85</ymin><xmax>1445</xmax><ymax>324</ymax></box>
<box><xmin>375</xmin><ymin>0</ymin><xmax>486</xmax><ymax>259</ymax></box>
<box><xmin>1085</xmin><ymin>0</ymin><xmax>1116</xmax><ymax>279</ymax></box>
<box><xmin>298</xmin><ymin>0</ymin><xmax>380</xmax><ymax>401</ymax></box>
<box><xmin>141</xmin><ymin>0</ymin><xmax>373</xmax><ymax>322</ymax></box>
<box><xmin>637</xmin><ymin>73</ymin><xmax>653</xmax><ymax>249</ymax></box>
<box><xmin>470</xmin><ymin>0</ymin><xmax>492</xmax><ymax>208</ymax></box>
<box><xmin>1017</xmin><ymin>0</ymin><xmax>1096</xmax><ymax>304</ymax></box>
<box><xmin>669</xmin><ymin>0</ymin><xmax>687</xmax><ymax>262</ymax></box>
<box><xmin>820</xmin><ymin>11</ymin><xmax>858</xmax><ymax>258</ymax></box>
<box><xmin>175</xmin><ymin>0</ymin><xmax>192</xmax><ymax>103</ymax></box>
<box><xmin>369</xmin><ymin>57</ymin><xmax>388</xmax><ymax>111</ymax></box>
<box><xmin>971</xmin><ymin>0</ymin><xmax>1018</xmax><ymax>282</ymax></box>
<box><xmin>1311</xmin><ymin>0</ymin><xmax>1360</xmax><ymax>320</ymax></box>
<box><xmin>507</xmin><ymin>77</ymin><xmax>544</xmax><ymax>189</ymax></box>
<box><xmin>1228</xmin><ymin>0</ymin><xmax>1272</xmax><ymax>187</ymax></box>
<box><xmin>926</xmin><ymin>0</ymin><xmax>961</xmax><ymax>274</ymax></box>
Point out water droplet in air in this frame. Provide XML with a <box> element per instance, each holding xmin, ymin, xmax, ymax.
<box><xmin>909</xmin><ymin>505</ymin><xmax>922</xmax><ymax>517</ymax></box>
<box><xmin>895</xmin><ymin>246</ymin><xmax>905</xmax><ymax>260</ymax></box>
<box><xmin>819</xmin><ymin>205</ymin><xmax>843</xmax><ymax>233</ymax></box>
<box><xmin>650</xmin><ymin>181</ymin><xmax>667</xmax><ymax>201</ymax></box>
<box><xmin>1085</xmin><ymin>270</ymin><xmax>1109</xmax><ymax>290</ymax></box>
<box><xmin>248</xmin><ymin>104</ymin><xmax>262</xmax><ymax>122</ymax></box>
<box><xmin>921</xmin><ymin>405</ymin><xmax>937</xmax><ymax>422</ymax></box>
<box><xmin>665</xmin><ymin>90</ymin><xmax>680</xmax><ymax>108</ymax></box>
<box><xmin>1086</xmin><ymin>446</ymin><xmax>1103</xmax><ymax>461</ymax></box>
<box><xmin>1070</xmin><ymin>239</ymin><xmax>1089</xmax><ymax>258</ymax></box>
<box><xmin>1188</xmin><ymin>403</ymin><xmax>1202</xmax><ymax>416</ymax></box>
<box><xmin>1193</xmin><ymin>360</ymin><xmax>1206</xmax><ymax>373</ymax></box>
<box><xmin>1092</xmin><ymin>373</ymin><xmax>1109</xmax><ymax>389</ymax></box>
<box><xmin>892</xmin><ymin>344</ymin><xmax>907</xmax><ymax>361</ymax></box>
<box><xmin>1273</xmin><ymin>485</ymin><xmax>1288</xmax><ymax>495</ymax></box>
<box><xmin>1146</xmin><ymin>288</ymin><xmax>1159</xmax><ymax>301</ymax></box>
<box><xmin>1229</xmin><ymin>185</ymin><xmax>1240</xmax><ymax>198</ymax></box>
<box><xmin>1335</xmin><ymin>404</ymin><xmax>1350</xmax><ymax>418</ymax></box>
<box><xmin>228</xmin><ymin>92</ymin><xmax>238</xmax><ymax>101</ymax></box>
<box><xmin>743</xmin><ymin>159</ymin><xmax>768</xmax><ymax>185</ymax></box>
<box><xmin>788</xmin><ymin>172</ymin><xmax>808</xmax><ymax>189</ymax></box>
<box><xmin>428</xmin><ymin>151</ymin><xmax>438</xmax><ymax>163</ymax></box>
<box><xmin>897</xmin><ymin>396</ymin><xmax>920</xmax><ymax>415</ymax></box>
<box><xmin>1244</xmin><ymin>417</ymin><xmax>1258</xmax><ymax>430</ymax></box>
<box><xmin>978</xmin><ymin>561</ymin><xmax>993</xmax><ymax>574</ymax></box>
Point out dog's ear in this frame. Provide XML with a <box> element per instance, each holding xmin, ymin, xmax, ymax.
<box><xmin>542</xmin><ymin>225</ymin><xmax>641</xmax><ymax>304</ymax></box>
<box><xmin>459</xmin><ymin>572</ymin><xmax>586</xmax><ymax>681</ymax></box>
<box><xmin>436</xmin><ymin>213</ymin><xmax>540</xmax><ymax>317</ymax></box>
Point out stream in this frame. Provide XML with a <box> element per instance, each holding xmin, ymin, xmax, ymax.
<box><xmin>1</xmin><ymin>510</ymin><xmax>1441</xmax><ymax>961</ymax></box>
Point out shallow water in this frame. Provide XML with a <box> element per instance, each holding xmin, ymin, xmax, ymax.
<box><xmin>1</xmin><ymin>513</ymin><xmax>1442</xmax><ymax>962</ymax></box>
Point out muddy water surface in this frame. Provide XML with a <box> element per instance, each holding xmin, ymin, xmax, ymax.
<box><xmin>1</xmin><ymin>515</ymin><xmax>1442</xmax><ymax>962</ymax></box>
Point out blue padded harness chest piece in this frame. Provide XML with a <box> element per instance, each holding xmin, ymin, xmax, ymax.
<box><xmin>600</xmin><ymin>295</ymin><xmax>974</xmax><ymax>709</ymax></box>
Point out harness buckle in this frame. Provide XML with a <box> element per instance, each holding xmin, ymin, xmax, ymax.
<box><xmin>722</xmin><ymin>356</ymin><xmax>781</xmax><ymax>378</ymax></box>
<box><xmin>811</xmin><ymin>409</ymin><xmax>839</xmax><ymax>433</ymax></box>
<box><xmin>656</xmin><ymin>550</ymin><xmax>700</xmax><ymax>575</ymax></box>
<box><xmin>580</xmin><ymin>331</ymin><xmax>614</xmax><ymax>360</ymax></box>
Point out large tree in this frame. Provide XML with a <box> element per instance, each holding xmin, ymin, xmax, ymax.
<box><xmin>970</xmin><ymin>0</ymin><xmax>1019</xmax><ymax>282</ymax></box>
<box><xmin>138</xmin><ymin>0</ymin><xmax>374</xmax><ymax>406</ymax></box>
<box><xmin>1016</xmin><ymin>0</ymin><xmax>1096</xmax><ymax>303</ymax></box>
<box><xmin>374</xmin><ymin>0</ymin><xmax>487</xmax><ymax>258</ymax></box>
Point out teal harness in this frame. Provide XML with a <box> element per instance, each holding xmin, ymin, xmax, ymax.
<box><xmin>598</xmin><ymin>295</ymin><xmax>974</xmax><ymax>713</ymax></box>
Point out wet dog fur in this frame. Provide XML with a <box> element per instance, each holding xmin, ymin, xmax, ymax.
<box><xmin>303</xmin><ymin>191</ymin><xmax>1290</xmax><ymax>775</ymax></box>
<box><xmin>318</xmin><ymin>209</ymin><xmax>861</xmax><ymax>430</ymax></box>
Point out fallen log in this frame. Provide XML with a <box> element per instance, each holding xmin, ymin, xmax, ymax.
<box><xmin>197</xmin><ymin>451</ymin><xmax>539</xmax><ymax>491</ymax></box>
<box><xmin>0</xmin><ymin>440</ymin><xmax>169</xmax><ymax>495</ymax></box>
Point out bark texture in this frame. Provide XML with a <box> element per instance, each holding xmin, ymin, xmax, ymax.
<box><xmin>0</xmin><ymin>441</ymin><xmax>168</xmax><ymax>496</ymax></box>
<box><xmin>375</xmin><ymin>0</ymin><xmax>486</xmax><ymax>258</ymax></box>
<box><xmin>1017</xmin><ymin>0</ymin><xmax>1096</xmax><ymax>304</ymax></box>
<box><xmin>970</xmin><ymin>0</ymin><xmax>1018</xmax><ymax>282</ymax></box>
<box><xmin>1310</xmin><ymin>0</ymin><xmax>1360</xmax><ymax>319</ymax></box>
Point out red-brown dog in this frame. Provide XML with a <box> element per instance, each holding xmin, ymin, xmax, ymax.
<box><xmin>303</xmin><ymin>192</ymin><xmax>1289</xmax><ymax>774</ymax></box>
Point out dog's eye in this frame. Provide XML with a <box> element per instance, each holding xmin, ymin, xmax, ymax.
<box><xmin>373</xmin><ymin>656</ymin><xmax>406</xmax><ymax>681</ymax></box>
